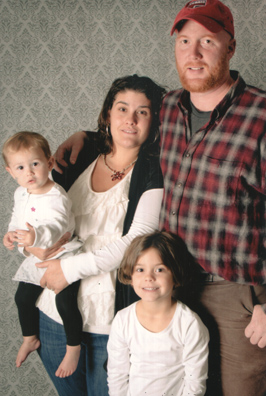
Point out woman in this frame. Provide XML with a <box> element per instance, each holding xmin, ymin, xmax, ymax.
<box><xmin>30</xmin><ymin>75</ymin><xmax>166</xmax><ymax>395</ymax></box>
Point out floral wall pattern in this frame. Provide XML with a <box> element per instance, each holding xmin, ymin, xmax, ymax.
<box><xmin>0</xmin><ymin>0</ymin><xmax>265</xmax><ymax>394</ymax></box>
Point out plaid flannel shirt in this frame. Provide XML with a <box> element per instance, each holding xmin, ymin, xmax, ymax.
<box><xmin>160</xmin><ymin>71</ymin><xmax>266</xmax><ymax>284</ymax></box>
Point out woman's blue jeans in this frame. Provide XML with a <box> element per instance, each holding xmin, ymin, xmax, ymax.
<box><xmin>38</xmin><ymin>311</ymin><xmax>109</xmax><ymax>396</ymax></box>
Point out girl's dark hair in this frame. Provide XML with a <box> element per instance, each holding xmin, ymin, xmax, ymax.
<box><xmin>97</xmin><ymin>74</ymin><xmax>166</xmax><ymax>155</ymax></box>
<box><xmin>118</xmin><ymin>231</ymin><xmax>193</xmax><ymax>288</ymax></box>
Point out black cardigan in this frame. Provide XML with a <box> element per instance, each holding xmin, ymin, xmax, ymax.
<box><xmin>52</xmin><ymin>132</ymin><xmax>163</xmax><ymax>312</ymax></box>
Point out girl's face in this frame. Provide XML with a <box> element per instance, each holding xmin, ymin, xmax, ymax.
<box><xmin>6</xmin><ymin>147</ymin><xmax>54</xmax><ymax>194</ymax></box>
<box><xmin>131</xmin><ymin>247</ymin><xmax>175</xmax><ymax>304</ymax></box>
<box><xmin>108</xmin><ymin>90</ymin><xmax>152</xmax><ymax>153</ymax></box>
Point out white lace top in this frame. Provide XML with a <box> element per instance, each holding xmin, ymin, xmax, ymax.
<box><xmin>37</xmin><ymin>156</ymin><xmax>131</xmax><ymax>334</ymax></box>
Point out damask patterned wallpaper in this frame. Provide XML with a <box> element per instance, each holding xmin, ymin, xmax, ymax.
<box><xmin>0</xmin><ymin>0</ymin><xmax>265</xmax><ymax>395</ymax></box>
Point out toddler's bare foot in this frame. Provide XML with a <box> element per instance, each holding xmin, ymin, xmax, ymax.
<box><xmin>16</xmin><ymin>336</ymin><xmax>41</xmax><ymax>368</ymax></box>
<box><xmin>55</xmin><ymin>345</ymin><xmax>81</xmax><ymax>378</ymax></box>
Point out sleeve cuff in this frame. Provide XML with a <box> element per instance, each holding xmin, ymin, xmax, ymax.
<box><xmin>60</xmin><ymin>251</ymin><xmax>98</xmax><ymax>284</ymax></box>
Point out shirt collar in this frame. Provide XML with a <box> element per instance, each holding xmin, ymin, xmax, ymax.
<box><xmin>179</xmin><ymin>71</ymin><xmax>246</xmax><ymax>122</ymax></box>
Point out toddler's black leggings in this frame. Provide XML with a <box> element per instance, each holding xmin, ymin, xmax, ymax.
<box><xmin>15</xmin><ymin>280</ymin><xmax>82</xmax><ymax>346</ymax></box>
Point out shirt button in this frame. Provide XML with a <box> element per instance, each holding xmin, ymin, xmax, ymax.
<box><xmin>177</xmin><ymin>182</ymin><xmax>182</xmax><ymax>188</ymax></box>
<box><xmin>172</xmin><ymin>211</ymin><xmax>176</xmax><ymax>215</ymax></box>
<box><xmin>185</xmin><ymin>153</ymin><xmax>190</xmax><ymax>158</ymax></box>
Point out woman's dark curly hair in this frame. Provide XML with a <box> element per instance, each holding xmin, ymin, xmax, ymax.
<box><xmin>97</xmin><ymin>74</ymin><xmax>166</xmax><ymax>155</ymax></box>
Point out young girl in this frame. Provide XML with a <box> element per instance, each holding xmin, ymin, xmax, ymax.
<box><xmin>107</xmin><ymin>231</ymin><xmax>209</xmax><ymax>396</ymax></box>
<box><xmin>2</xmin><ymin>131</ymin><xmax>83</xmax><ymax>378</ymax></box>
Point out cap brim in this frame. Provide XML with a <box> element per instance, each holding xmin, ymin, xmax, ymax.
<box><xmin>171</xmin><ymin>15</ymin><xmax>224</xmax><ymax>36</ymax></box>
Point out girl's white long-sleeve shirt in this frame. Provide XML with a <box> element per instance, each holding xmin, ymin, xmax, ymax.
<box><xmin>9</xmin><ymin>183</ymin><xmax>80</xmax><ymax>285</ymax></box>
<box><xmin>8</xmin><ymin>183</ymin><xmax>75</xmax><ymax>250</ymax></box>
<box><xmin>107</xmin><ymin>301</ymin><xmax>209</xmax><ymax>396</ymax></box>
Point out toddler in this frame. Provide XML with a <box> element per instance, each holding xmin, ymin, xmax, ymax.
<box><xmin>2</xmin><ymin>131</ymin><xmax>83</xmax><ymax>378</ymax></box>
<box><xmin>107</xmin><ymin>231</ymin><xmax>209</xmax><ymax>396</ymax></box>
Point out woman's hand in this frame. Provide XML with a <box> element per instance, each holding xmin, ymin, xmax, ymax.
<box><xmin>53</xmin><ymin>131</ymin><xmax>87</xmax><ymax>173</ymax></box>
<box><xmin>25</xmin><ymin>232</ymin><xmax>71</xmax><ymax>260</ymax></box>
<box><xmin>36</xmin><ymin>259</ymin><xmax>69</xmax><ymax>294</ymax></box>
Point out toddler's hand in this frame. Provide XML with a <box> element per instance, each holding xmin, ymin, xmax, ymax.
<box><xmin>3</xmin><ymin>231</ymin><xmax>16</xmax><ymax>250</ymax></box>
<box><xmin>15</xmin><ymin>223</ymin><xmax>36</xmax><ymax>247</ymax></box>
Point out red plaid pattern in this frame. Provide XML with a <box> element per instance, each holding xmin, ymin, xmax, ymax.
<box><xmin>159</xmin><ymin>71</ymin><xmax>266</xmax><ymax>284</ymax></box>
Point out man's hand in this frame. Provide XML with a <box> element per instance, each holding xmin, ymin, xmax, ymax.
<box><xmin>25</xmin><ymin>232</ymin><xmax>71</xmax><ymax>260</ymax></box>
<box><xmin>37</xmin><ymin>259</ymin><xmax>69</xmax><ymax>294</ymax></box>
<box><xmin>53</xmin><ymin>131</ymin><xmax>87</xmax><ymax>173</ymax></box>
<box><xmin>3</xmin><ymin>231</ymin><xmax>16</xmax><ymax>250</ymax></box>
<box><xmin>245</xmin><ymin>304</ymin><xmax>266</xmax><ymax>348</ymax></box>
<box><xmin>16</xmin><ymin>223</ymin><xmax>35</xmax><ymax>247</ymax></box>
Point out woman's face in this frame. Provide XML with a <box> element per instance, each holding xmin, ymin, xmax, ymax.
<box><xmin>108</xmin><ymin>90</ymin><xmax>152</xmax><ymax>153</ymax></box>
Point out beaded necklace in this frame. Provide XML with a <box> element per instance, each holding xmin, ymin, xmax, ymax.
<box><xmin>103</xmin><ymin>155</ymin><xmax>137</xmax><ymax>181</ymax></box>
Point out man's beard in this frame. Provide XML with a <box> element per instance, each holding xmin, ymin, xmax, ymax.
<box><xmin>177</xmin><ymin>52</ymin><xmax>229</xmax><ymax>93</ymax></box>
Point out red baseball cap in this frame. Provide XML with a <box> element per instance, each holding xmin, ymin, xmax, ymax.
<box><xmin>171</xmin><ymin>0</ymin><xmax>234</xmax><ymax>37</ymax></box>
